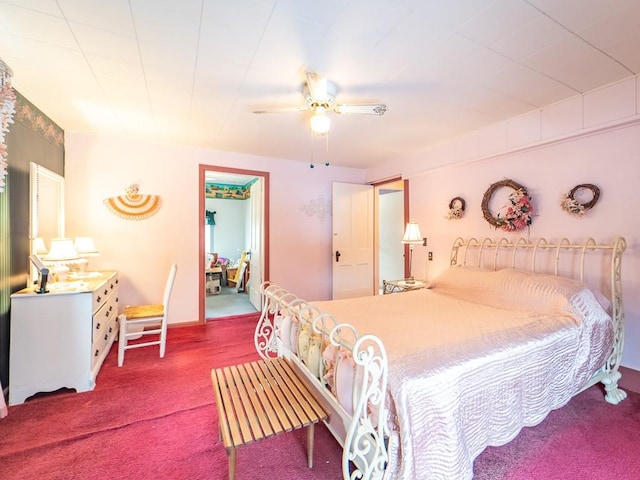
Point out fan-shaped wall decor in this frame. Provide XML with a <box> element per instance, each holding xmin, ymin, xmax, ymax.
<box><xmin>104</xmin><ymin>185</ymin><xmax>161</xmax><ymax>220</ymax></box>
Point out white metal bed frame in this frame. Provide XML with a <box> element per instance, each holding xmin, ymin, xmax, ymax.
<box><xmin>254</xmin><ymin>236</ymin><xmax>627</xmax><ymax>480</ymax></box>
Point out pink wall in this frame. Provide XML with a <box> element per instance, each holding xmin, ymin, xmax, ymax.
<box><xmin>64</xmin><ymin>74</ymin><xmax>640</xmax><ymax>372</ymax></box>
<box><xmin>365</xmin><ymin>76</ymin><xmax>640</xmax><ymax>370</ymax></box>
<box><xmin>64</xmin><ymin>133</ymin><xmax>364</xmax><ymax>325</ymax></box>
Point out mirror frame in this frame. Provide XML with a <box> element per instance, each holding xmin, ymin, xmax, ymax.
<box><xmin>30</xmin><ymin>161</ymin><xmax>65</xmax><ymax>251</ymax></box>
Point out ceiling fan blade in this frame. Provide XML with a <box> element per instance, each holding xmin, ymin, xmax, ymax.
<box><xmin>253</xmin><ymin>106</ymin><xmax>308</xmax><ymax>114</ymax></box>
<box><xmin>334</xmin><ymin>103</ymin><xmax>387</xmax><ymax>115</ymax></box>
<box><xmin>305</xmin><ymin>72</ymin><xmax>330</xmax><ymax>103</ymax></box>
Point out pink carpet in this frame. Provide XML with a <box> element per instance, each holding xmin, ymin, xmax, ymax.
<box><xmin>0</xmin><ymin>314</ymin><xmax>342</xmax><ymax>479</ymax></box>
<box><xmin>474</xmin><ymin>383</ymin><xmax>640</xmax><ymax>479</ymax></box>
<box><xmin>1</xmin><ymin>313</ymin><xmax>639</xmax><ymax>479</ymax></box>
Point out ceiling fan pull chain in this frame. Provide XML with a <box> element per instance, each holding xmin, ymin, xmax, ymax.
<box><xmin>325</xmin><ymin>133</ymin><xmax>330</xmax><ymax>167</ymax></box>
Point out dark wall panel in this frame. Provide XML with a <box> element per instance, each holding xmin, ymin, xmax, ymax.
<box><xmin>0</xmin><ymin>90</ymin><xmax>64</xmax><ymax>395</ymax></box>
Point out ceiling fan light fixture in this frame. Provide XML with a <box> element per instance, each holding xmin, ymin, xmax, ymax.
<box><xmin>310</xmin><ymin>108</ymin><xmax>330</xmax><ymax>135</ymax></box>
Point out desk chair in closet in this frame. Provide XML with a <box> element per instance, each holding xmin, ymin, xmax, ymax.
<box><xmin>118</xmin><ymin>264</ymin><xmax>178</xmax><ymax>367</ymax></box>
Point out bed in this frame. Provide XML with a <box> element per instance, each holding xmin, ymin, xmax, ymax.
<box><xmin>254</xmin><ymin>237</ymin><xmax>627</xmax><ymax>479</ymax></box>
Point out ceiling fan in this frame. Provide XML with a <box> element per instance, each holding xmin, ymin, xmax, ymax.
<box><xmin>253</xmin><ymin>72</ymin><xmax>387</xmax><ymax>134</ymax></box>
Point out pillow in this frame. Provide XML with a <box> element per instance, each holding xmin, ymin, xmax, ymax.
<box><xmin>430</xmin><ymin>266</ymin><xmax>609</xmax><ymax>319</ymax></box>
<box><xmin>289</xmin><ymin>318</ymin><xmax>300</xmax><ymax>354</ymax></box>
<box><xmin>334</xmin><ymin>351</ymin><xmax>363</xmax><ymax>416</ymax></box>
<box><xmin>298</xmin><ymin>324</ymin><xmax>311</xmax><ymax>363</ymax></box>
<box><xmin>276</xmin><ymin>315</ymin><xmax>292</xmax><ymax>350</ymax></box>
<box><xmin>335</xmin><ymin>351</ymin><xmax>356</xmax><ymax>415</ymax></box>
<box><xmin>428</xmin><ymin>266</ymin><xmax>493</xmax><ymax>294</ymax></box>
<box><xmin>592</xmin><ymin>288</ymin><xmax>612</xmax><ymax>313</ymax></box>
<box><xmin>322</xmin><ymin>344</ymin><xmax>339</xmax><ymax>390</ymax></box>
<box><xmin>307</xmin><ymin>334</ymin><xmax>323</xmax><ymax>379</ymax></box>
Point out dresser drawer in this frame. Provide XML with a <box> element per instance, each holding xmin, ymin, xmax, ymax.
<box><xmin>92</xmin><ymin>274</ymin><xmax>119</xmax><ymax>314</ymax></box>
<box><xmin>91</xmin><ymin>314</ymin><xmax>118</xmax><ymax>369</ymax></box>
<box><xmin>92</xmin><ymin>292</ymin><xmax>119</xmax><ymax>344</ymax></box>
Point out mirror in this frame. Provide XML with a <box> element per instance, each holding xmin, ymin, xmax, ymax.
<box><xmin>30</xmin><ymin>162</ymin><xmax>65</xmax><ymax>252</ymax></box>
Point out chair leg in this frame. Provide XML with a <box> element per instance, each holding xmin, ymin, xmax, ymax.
<box><xmin>159</xmin><ymin>321</ymin><xmax>167</xmax><ymax>358</ymax></box>
<box><xmin>117</xmin><ymin>314</ymin><xmax>126</xmax><ymax>367</ymax></box>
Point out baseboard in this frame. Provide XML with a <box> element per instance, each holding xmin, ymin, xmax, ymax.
<box><xmin>168</xmin><ymin>321</ymin><xmax>201</xmax><ymax>328</ymax></box>
<box><xmin>619</xmin><ymin>366</ymin><xmax>640</xmax><ymax>395</ymax></box>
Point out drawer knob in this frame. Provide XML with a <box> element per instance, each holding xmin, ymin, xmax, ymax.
<box><xmin>95</xmin><ymin>322</ymin><xmax>101</xmax><ymax>330</ymax></box>
<box><xmin>94</xmin><ymin>349</ymin><xmax>99</xmax><ymax>357</ymax></box>
<box><xmin>104</xmin><ymin>334</ymin><xmax>108</xmax><ymax>341</ymax></box>
<box><xmin>97</xmin><ymin>295</ymin><xmax>102</xmax><ymax>303</ymax></box>
<box><xmin>104</xmin><ymin>289</ymin><xmax>108</xmax><ymax>295</ymax></box>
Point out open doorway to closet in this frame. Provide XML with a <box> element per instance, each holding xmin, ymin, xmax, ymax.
<box><xmin>375</xmin><ymin>179</ymin><xmax>407</xmax><ymax>293</ymax></box>
<box><xmin>198</xmin><ymin>165</ymin><xmax>270</xmax><ymax>322</ymax></box>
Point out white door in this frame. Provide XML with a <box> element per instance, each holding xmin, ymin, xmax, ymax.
<box><xmin>332</xmin><ymin>182</ymin><xmax>374</xmax><ymax>299</ymax></box>
<box><xmin>248</xmin><ymin>178</ymin><xmax>263</xmax><ymax>310</ymax></box>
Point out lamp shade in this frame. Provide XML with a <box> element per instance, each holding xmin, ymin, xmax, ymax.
<box><xmin>310</xmin><ymin>107</ymin><xmax>330</xmax><ymax>134</ymax></box>
<box><xmin>402</xmin><ymin>221</ymin><xmax>423</xmax><ymax>244</ymax></box>
<box><xmin>32</xmin><ymin>237</ymin><xmax>48</xmax><ymax>255</ymax></box>
<box><xmin>43</xmin><ymin>238</ymin><xmax>80</xmax><ymax>262</ymax></box>
<box><xmin>74</xmin><ymin>237</ymin><xmax>99</xmax><ymax>256</ymax></box>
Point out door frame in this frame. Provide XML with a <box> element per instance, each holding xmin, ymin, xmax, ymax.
<box><xmin>372</xmin><ymin>177</ymin><xmax>409</xmax><ymax>286</ymax></box>
<box><xmin>198</xmin><ymin>164</ymin><xmax>270</xmax><ymax>323</ymax></box>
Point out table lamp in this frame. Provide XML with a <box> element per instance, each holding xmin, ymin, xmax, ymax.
<box><xmin>74</xmin><ymin>237</ymin><xmax>99</xmax><ymax>272</ymax></box>
<box><xmin>42</xmin><ymin>238</ymin><xmax>80</xmax><ymax>282</ymax></box>
<box><xmin>401</xmin><ymin>220</ymin><xmax>423</xmax><ymax>283</ymax></box>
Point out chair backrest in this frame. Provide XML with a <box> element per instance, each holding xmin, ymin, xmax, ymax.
<box><xmin>231</xmin><ymin>252</ymin><xmax>247</xmax><ymax>283</ymax></box>
<box><xmin>163</xmin><ymin>264</ymin><xmax>178</xmax><ymax>311</ymax></box>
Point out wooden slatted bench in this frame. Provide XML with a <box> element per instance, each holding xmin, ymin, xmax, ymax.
<box><xmin>211</xmin><ymin>357</ymin><xmax>330</xmax><ymax>480</ymax></box>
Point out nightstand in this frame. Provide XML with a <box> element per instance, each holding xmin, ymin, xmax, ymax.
<box><xmin>383</xmin><ymin>279</ymin><xmax>427</xmax><ymax>294</ymax></box>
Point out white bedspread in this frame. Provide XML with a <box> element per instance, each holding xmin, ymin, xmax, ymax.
<box><xmin>313</xmin><ymin>267</ymin><xmax>613</xmax><ymax>480</ymax></box>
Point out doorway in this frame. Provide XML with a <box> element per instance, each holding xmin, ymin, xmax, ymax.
<box><xmin>331</xmin><ymin>178</ymin><xmax>407</xmax><ymax>300</ymax></box>
<box><xmin>375</xmin><ymin>179</ymin><xmax>407</xmax><ymax>293</ymax></box>
<box><xmin>375</xmin><ymin>179</ymin><xmax>406</xmax><ymax>293</ymax></box>
<box><xmin>198</xmin><ymin>165</ymin><xmax>270</xmax><ymax>322</ymax></box>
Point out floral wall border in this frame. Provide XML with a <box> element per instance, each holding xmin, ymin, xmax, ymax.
<box><xmin>14</xmin><ymin>90</ymin><xmax>64</xmax><ymax>148</ymax></box>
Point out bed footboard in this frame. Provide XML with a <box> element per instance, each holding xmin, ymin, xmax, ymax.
<box><xmin>254</xmin><ymin>282</ymin><xmax>391</xmax><ymax>480</ymax></box>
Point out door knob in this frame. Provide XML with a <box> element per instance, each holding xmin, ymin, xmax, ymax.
<box><xmin>335</xmin><ymin>251</ymin><xmax>341</xmax><ymax>262</ymax></box>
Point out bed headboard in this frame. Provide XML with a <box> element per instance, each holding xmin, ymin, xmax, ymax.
<box><xmin>450</xmin><ymin>237</ymin><xmax>624</xmax><ymax>279</ymax></box>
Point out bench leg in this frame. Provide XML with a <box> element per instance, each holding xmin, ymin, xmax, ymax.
<box><xmin>306</xmin><ymin>423</ymin><xmax>315</xmax><ymax>468</ymax></box>
<box><xmin>226</xmin><ymin>447</ymin><xmax>237</xmax><ymax>480</ymax></box>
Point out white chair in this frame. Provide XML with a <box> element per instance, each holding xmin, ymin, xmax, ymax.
<box><xmin>118</xmin><ymin>264</ymin><xmax>178</xmax><ymax>367</ymax></box>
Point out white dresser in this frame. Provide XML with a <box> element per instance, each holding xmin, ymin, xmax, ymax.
<box><xmin>9</xmin><ymin>271</ymin><xmax>119</xmax><ymax>405</ymax></box>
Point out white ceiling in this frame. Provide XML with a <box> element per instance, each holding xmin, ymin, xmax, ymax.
<box><xmin>1</xmin><ymin>0</ymin><xmax>639</xmax><ymax>169</ymax></box>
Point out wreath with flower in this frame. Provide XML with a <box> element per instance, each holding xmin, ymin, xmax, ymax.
<box><xmin>0</xmin><ymin>60</ymin><xmax>17</xmax><ymax>194</ymax></box>
<box><xmin>482</xmin><ymin>179</ymin><xmax>534</xmax><ymax>232</ymax></box>
<box><xmin>447</xmin><ymin>196</ymin><xmax>465</xmax><ymax>219</ymax></box>
<box><xmin>560</xmin><ymin>184</ymin><xmax>600</xmax><ymax>216</ymax></box>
